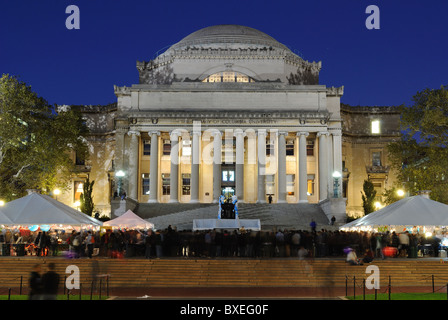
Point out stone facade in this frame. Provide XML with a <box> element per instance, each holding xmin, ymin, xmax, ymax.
<box><xmin>341</xmin><ymin>104</ymin><xmax>401</xmax><ymax>218</ymax></box>
<box><xmin>56</xmin><ymin>25</ymin><xmax>400</xmax><ymax>223</ymax></box>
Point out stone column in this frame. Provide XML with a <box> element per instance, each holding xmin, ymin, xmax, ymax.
<box><xmin>297</xmin><ymin>132</ymin><xmax>309</xmax><ymax>203</ymax></box>
<box><xmin>277</xmin><ymin>131</ymin><xmax>287</xmax><ymax>203</ymax></box>
<box><xmin>148</xmin><ymin>131</ymin><xmax>160</xmax><ymax>203</ymax></box>
<box><xmin>169</xmin><ymin>130</ymin><xmax>180</xmax><ymax>203</ymax></box>
<box><xmin>190</xmin><ymin>130</ymin><xmax>201</xmax><ymax>203</ymax></box>
<box><xmin>212</xmin><ymin>131</ymin><xmax>222</xmax><ymax>203</ymax></box>
<box><xmin>235</xmin><ymin>129</ymin><xmax>245</xmax><ymax>202</ymax></box>
<box><xmin>318</xmin><ymin>132</ymin><xmax>329</xmax><ymax>201</ymax></box>
<box><xmin>257</xmin><ymin>130</ymin><xmax>267</xmax><ymax>203</ymax></box>
<box><xmin>332</xmin><ymin>131</ymin><xmax>343</xmax><ymax>198</ymax></box>
<box><xmin>127</xmin><ymin>130</ymin><xmax>140</xmax><ymax>200</ymax></box>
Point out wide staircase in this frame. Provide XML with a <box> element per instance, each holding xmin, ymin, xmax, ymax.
<box><xmin>136</xmin><ymin>202</ymin><xmax>331</xmax><ymax>231</ymax></box>
<box><xmin>1</xmin><ymin>257</ymin><xmax>448</xmax><ymax>295</ymax></box>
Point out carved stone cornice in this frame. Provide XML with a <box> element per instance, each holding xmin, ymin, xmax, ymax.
<box><xmin>326</xmin><ymin>86</ymin><xmax>344</xmax><ymax>97</ymax></box>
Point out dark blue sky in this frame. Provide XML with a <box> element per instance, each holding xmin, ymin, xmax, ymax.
<box><xmin>1</xmin><ymin>0</ymin><xmax>447</xmax><ymax>107</ymax></box>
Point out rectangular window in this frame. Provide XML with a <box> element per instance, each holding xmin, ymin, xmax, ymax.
<box><xmin>286</xmin><ymin>140</ymin><xmax>294</xmax><ymax>156</ymax></box>
<box><xmin>142</xmin><ymin>173</ymin><xmax>150</xmax><ymax>195</ymax></box>
<box><xmin>143</xmin><ymin>140</ymin><xmax>151</xmax><ymax>156</ymax></box>
<box><xmin>307</xmin><ymin>174</ymin><xmax>315</xmax><ymax>195</ymax></box>
<box><xmin>371</xmin><ymin>120</ymin><xmax>380</xmax><ymax>134</ymax></box>
<box><xmin>306</xmin><ymin>140</ymin><xmax>314</xmax><ymax>156</ymax></box>
<box><xmin>182</xmin><ymin>140</ymin><xmax>191</xmax><ymax>156</ymax></box>
<box><xmin>265</xmin><ymin>174</ymin><xmax>275</xmax><ymax>195</ymax></box>
<box><xmin>287</xmin><ymin>174</ymin><xmax>295</xmax><ymax>195</ymax></box>
<box><xmin>372</xmin><ymin>152</ymin><xmax>382</xmax><ymax>166</ymax></box>
<box><xmin>182</xmin><ymin>173</ymin><xmax>191</xmax><ymax>195</ymax></box>
<box><xmin>266</xmin><ymin>142</ymin><xmax>275</xmax><ymax>156</ymax></box>
<box><xmin>162</xmin><ymin>173</ymin><xmax>170</xmax><ymax>195</ymax></box>
<box><xmin>163</xmin><ymin>142</ymin><xmax>171</xmax><ymax>156</ymax></box>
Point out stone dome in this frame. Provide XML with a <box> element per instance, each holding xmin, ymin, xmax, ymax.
<box><xmin>168</xmin><ymin>24</ymin><xmax>291</xmax><ymax>52</ymax></box>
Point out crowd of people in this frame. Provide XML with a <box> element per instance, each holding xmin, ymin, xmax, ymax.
<box><xmin>1</xmin><ymin>225</ymin><xmax>446</xmax><ymax>260</ymax></box>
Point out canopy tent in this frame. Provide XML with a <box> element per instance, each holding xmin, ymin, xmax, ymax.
<box><xmin>103</xmin><ymin>210</ymin><xmax>154</xmax><ymax>229</ymax></box>
<box><xmin>0</xmin><ymin>192</ymin><xmax>102</xmax><ymax>226</ymax></box>
<box><xmin>0</xmin><ymin>208</ymin><xmax>14</xmax><ymax>225</ymax></box>
<box><xmin>340</xmin><ymin>195</ymin><xmax>448</xmax><ymax>232</ymax></box>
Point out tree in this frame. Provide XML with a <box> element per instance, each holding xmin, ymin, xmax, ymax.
<box><xmin>0</xmin><ymin>74</ymin><xmax>88</xmax><ymax>200</ymax></box>
<box><xmin>80</xmin><ymin>179</ymin><xmax>94</xmax><ymax>216</ymax></box>
<box><xmin>382</xmin><ymin>186</ymin><xmax>403</xmax><ymax>206</ymax></box>
<box><xmin>361</xmin><ymin>180</ymin><xmax>376</xmax><ymax>215</ymax></box>
<box><xmin>387</xmin><ymin>85</ymin><xmax>448</xmax><ymax>203</ymax></box>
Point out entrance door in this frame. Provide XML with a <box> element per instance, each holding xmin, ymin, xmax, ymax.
<box><xmin>221</xmin><ymin>165</ymin><xmax>235</xmax><ymax>197</ymax></box>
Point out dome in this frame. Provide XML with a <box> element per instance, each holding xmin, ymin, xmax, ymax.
<box><xmin>168</xmin><ymin>24</ymin><xmax>291</xmax><ymax>52</ymax></box>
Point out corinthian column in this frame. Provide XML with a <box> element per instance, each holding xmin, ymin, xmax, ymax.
<box><xmin>318</xmin><ymin>132</ymin><xmax>329</xmax><ymax>201</ymax></box>
<box><xmin>148</xmin><ymin>131</ymin><xmax>160</xmax><ymax>203</ymax></box>
<box><xmin>127</xmin><ymin>130</ymin><xmax>140</xmax><ymax>200</ymax></box>
<box><xmin>169</xmin><ymin>130</ymin><xmax>180</xmax><ymax>203</ymax></box>
<box><xmin>277</xmin><ymin>131</ymin><xmax>287</xmax><ymax>203</ymax></box>
<box><xmin>257</xmin><ymin>130</ymin><xmax>267</xmax><ymax>203</ymax></box>
<box><xmin>235</xmin><ymin>129</ymin><xmax>245</xmax><ymax>202</ymax></box>
<box><xmin>297</xmin><ymin>132</ymin><xmax>309</xmax><ymax>203</ymax></box>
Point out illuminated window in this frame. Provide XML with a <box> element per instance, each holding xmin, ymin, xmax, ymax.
<box><xmin>307</xmin><ymin>175</ymin><xmax>315</xmax><ymax>195</ymax></box>
<box><xmin>371</xmin><ymin>120</ymin><xmax>380</xmax><ymax>134</ymax></box>
<box><xmin>143</xmin><ymin>140</ymin><xmax>151</xmax><ymax>156</ymax></box>
<box><xmin>202</xmin><ymin>71</ymin><xmax>255</xmax><ymax>83</ymax></box>
<box><xmin>182</xmin><ymin>140</ymin><xmax>191</xmax><ymax>156</ymax></box>
<box><xmin>287</xmin><ymin>174</ymin><xmax>295</xmax><ymax>195</ymax></box>
<box><xmin>182</xmin><ymin>173</ymin><xmax>190</xmax><ymax>195</ymax></box>
<box><xmin>142</xmin><ymin>173</ymin><xmax>150</xmax><ymax>195</ymax></box>
<box><xmin>162</xmin><ymin>173</ymin><xmax>170</xmax><ymax>195</ymax></box>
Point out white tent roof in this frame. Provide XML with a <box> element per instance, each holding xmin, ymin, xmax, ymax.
<box><xmin>0</xmin><ymin>208</ymin><xmax>14</xmax><ymax>225</ymax></box>
<box><xmin>340</xmin><ymin>195</ymin><xmax>448</xmax><ymax>230</ymax></box>
<box><xmin>103</xmin><ymin>210</ymin><xmax>154</xmax><ymax>229</ymax></box>
<box><xmin>1</xmin><ymin>192</ymin><xmax>102</xmax><ymax>226</ymax></box>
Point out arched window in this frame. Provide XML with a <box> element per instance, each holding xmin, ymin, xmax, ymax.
<box><xmin>202</xmin><ymin>71</ymin><xmax>255</xmax><ymax>83</ymax></box>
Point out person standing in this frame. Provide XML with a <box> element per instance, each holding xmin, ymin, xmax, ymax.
<box><xmin>41</xmin><ymin>263</ymin><xmax>60</xmax><ymax>300</ymax></box>
<box><xmin>29</xmin><ymin>264</ymin><xmax>42</xmax><ymax>300</ymax></box>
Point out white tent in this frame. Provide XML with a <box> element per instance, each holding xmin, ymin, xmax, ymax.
<box><xmin>0</xmin><ymin>208</ymin><xmax>14</xmax><ymax>225</ymax></box>
<box><xmin>340</xmin><ymin>195</ymin><xmax>448</xmax><ymax>231</ymax></box>
<box><xmin>1</xmin><ymin>192</ymin><xmax>102</xmax><ymax>226</ymax></box>
<box><xmin>103</xmin><ymin>210</ymin><xmax>154</xmax><ymax>229</ymax></box>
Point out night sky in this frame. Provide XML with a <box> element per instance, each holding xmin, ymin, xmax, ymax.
<box><xmin>1</xmin><ymin>0</ymin><xmax>447</xmax><ymax>108</ymax></box>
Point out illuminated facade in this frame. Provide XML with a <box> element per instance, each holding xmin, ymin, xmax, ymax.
<box><xmin>61</xmin><ymin>25</ymin><xmax>349</xmax><ymax>221</ymax></box>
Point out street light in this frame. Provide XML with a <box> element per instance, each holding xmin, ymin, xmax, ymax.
<box><xmin>54</xmin><ymin>189</ymin><xmax>61</xmax><ymax>201</ymax></box>
<box><xmin>115</xmin><ymin>170</ymin><xmax>125</xmax><ymax>197</ymax></box>
<box><xmin>0</xmin><ymin>200</ymin><xmax>4</xmax><ymax>207</ymax></box>
<box><xmin>397</xmin><ymin>189</ymin><xmax>405</xmax><ymax>197</ymax></box>
<box><xmin>332</xmin><ymin>171</ymin><xmax>342</xmax><ymax>198</ymax></box>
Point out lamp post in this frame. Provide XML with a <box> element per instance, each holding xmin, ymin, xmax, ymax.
<box><xmin>332</xmin><ymin>171</ymin><xmax>342</xmax><ymax>198</ymax></box>
<box><xmin>54</xmin><ymin>189</ymin><xmax>61</xmax><ymax>201</ymax></box>
<box><xmin>0</xmin><ymin>200</ymin><xmax>4</xmax><ymax>207</ymax></box>
<box><xmin>116</xmin><ymin>170</ymin><xmax>125</xmax><ymax>197</ymax></box>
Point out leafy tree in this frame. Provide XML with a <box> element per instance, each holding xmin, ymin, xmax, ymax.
<box><xmin>382</xmin><ymin>186</ymin><xmax>403</xmax><ymax>206</ymax></box>
<box><xmin>80</xmin><ymin>179</ymin><xmax>94</xmax><ymax>216</ymax></box>
<box><xmin>361</xmin><ymin>180</ymin><xmax>376</xmax><ymax>215</ymax></box>
<box><xmin>387</xmin><ymin>85</ymin><xmax>448</xmax><ymax>203</ymax></box>
<box><xmin>0</xmin><ymin>74</ymin><xmax>88</xmax><ymax>200</ymax></box>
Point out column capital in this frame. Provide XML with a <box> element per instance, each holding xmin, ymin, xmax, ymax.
<box><xmin>257</xmin><ymin>129</ymin><xmax>268</xmax><ymax>137</ymax></box>
<box><xmin>127</xmin><ymin>130</ymin><xmax>140</xmax><ymax>137</ymax></box>
<box><xmin>149</xmin><ymin>130</ymin><xmax>161</xmax><ymax>136</ymax></box>
<box><xmin>317</xmin><ymin>131</ymin><xmax>329</xmax><ymax>137</ymax></box>
<box><xmin>296</xmin><ymin>131</ymin><xmax>309</xmax><ymax>137</ymax></box>
<box><xmin>170</xmin><ymin>130</ymin><xmax>181</xmax><ymax>141</ymax></box>
<box><xmin>211</xmin><ymin>130</ymin><xmax>222</xmax><ymax>138</ymax></box>
<box><xmin>234</xmin><ymin>128</ymin><xmax>246</xmax><ymax>137</ymax></box>
<box><xmin>278</xmin><ymin>131</ymin><xmax>288</xmax><ymax>136</ymax></box>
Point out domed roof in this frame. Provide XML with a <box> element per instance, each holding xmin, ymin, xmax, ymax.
<box><xmin>168</xmin><ymin>24</ymin><xmax>291</xmax><ymax>51</ymax></box>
